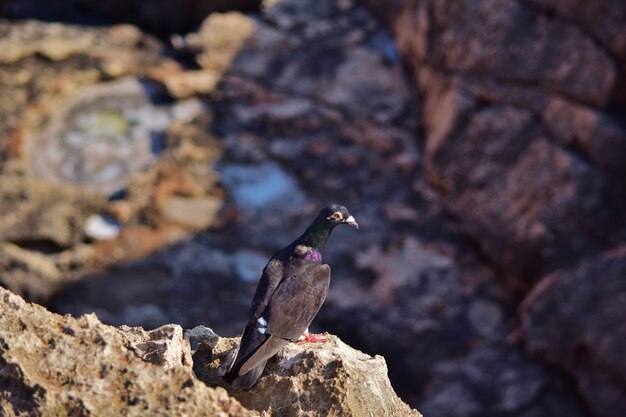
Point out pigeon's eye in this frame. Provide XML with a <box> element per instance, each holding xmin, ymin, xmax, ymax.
<box><xmin>331</xmin><ymin>212</ymin><xmax>343</xmax><ymax>220</ymax></box>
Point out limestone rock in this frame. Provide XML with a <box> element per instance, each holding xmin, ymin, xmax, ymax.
<box><xmin>0</xmin><ymin>242</ymin><xmax>64</xmax><ymax>302</ymax></box>
<box><xmin>0</xmin><ymin>287</ymin><xmax>420</xmax><ymax>417</ymax></box>
<box><xmin>0</xmin><ymin>286</ymin><xmax>254</xmax><ymax>417</ymax></box>
<box><xmin>193</xmin><ymin>330</ymin><xmax>422</xmax><ymax>417</ymax></box>
<box><xmin>119</xmin><ymin>324</ymin><xmax>193</xmax><ymax>369</ymax></box>
<box><xmin>521</xmin><ymin>245</ymin><xmax>626</xmax><ymax>417</ymax></box>
<box><xmin>0</xmin><ymin>174</ymin><xmax>105</xmax><ymax>248</ymax></box>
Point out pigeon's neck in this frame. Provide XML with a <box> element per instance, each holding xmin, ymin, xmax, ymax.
<box><xmin>298</xmin><ymin>221</ymin><xmax>333</xmax><ymax>251</ymax></box>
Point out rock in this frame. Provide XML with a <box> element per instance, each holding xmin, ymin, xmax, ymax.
<box><xmin>193</xmin><ymin>12</ymin><xmax>257</xmax><ymax>74</ymax></box>
<box><xmin>421</xmin><ymin>343</ymin><xmax>591</xmax><ymax>417</ymax></box>
<box><xmin>186</xmin><ymin>325</ymin><xmax>220</xmax><ymax>350</ymax></box>
<box><xmin>440</xmin><ymin>123</ymin><xmax>616</xmax><ymax>278</ymax></box>
<box><xmin>521</xmin><ymin>245</ymin><xmax>626</xmax><ymax>417</ymax></box>
<box><xmin>354</xmin><ymin>237</ymin><xmax>454</xmax><ymax>306</ymax></box>
<box><xmin>0</xmin><ymin>173</ymin><xmax>105</xmax><ymax>248</ymax></box>
<box><xmin>23</xmin><ymin>78</ymin><xmax>179</xmax><ymax>196</ymax></box>
<box><xmin>362</xmin><ymin>0</ymin><xmax>626</xmax><ymax>283</ymax></box>
<box><xmin>159</xmin><ymin>195</ymin><xmax>222</xmax><ymax>229</ymax></box>
<box><xmin>527</xmin><ymin>0</ymin><xmax>626</xmax><ymax>87</ymax></box>
<box><xmin>119</xmin><ymin>324</ymin><xmax>193</xmax><ymax>369</ymax></box>
<box><xmin>319</xmin><ymin>236</ymin><xmax>519</xmax><ymax>401</ymax></box>
<box><xmin>0</xmin><ymin>286</ymin><xmax>420</xmax><ymax>417</ymax></box>
<box><xmin>0</xmin><ymin>286</ymin><xmax>255</xmax><ymax>417</ymax></box>
<box><xmin>542</xmin><ymin>97</ymin><xmax>626</xmax><ymax>178</ymax></box>
<box><xmin>0</xmin><ymin>242</ymin><xmax>63</xmax><ymax>302</ymax></box>
<box><xmin>194</xmin><ymin>333</ymin><xmax>422</xmax><ymax>417</ymax></box>
<box><xmin>391</xmin><ymin>0</ymin><xmax>616</xmax><ymax>106</ymax></box>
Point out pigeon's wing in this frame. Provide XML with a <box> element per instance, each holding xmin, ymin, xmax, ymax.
<box><xmin>266</xmin><ymin>263</ymin><xmax>331</xmax><ymax>340</ymax></box>
<box><xmin>249</xmin><ymin>256</ymin><xmax>285</xmax><ymax>321</ymax></box>
<box><xmin>224</xmin><ymin>250</ymin><xmax>293</xmax><ymax>387</ymax></box>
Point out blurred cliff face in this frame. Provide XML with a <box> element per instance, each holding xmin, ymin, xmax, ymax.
<box><xmin>0</xmin><ymin>0</ymin><xmax>624</xmax><ymax>416</ymax></box>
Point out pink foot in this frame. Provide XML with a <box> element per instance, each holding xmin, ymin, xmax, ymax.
<box><xmin>297</xmin><ymin>330</ymin><xmax>328</xmax><ymax>345</ymax></box>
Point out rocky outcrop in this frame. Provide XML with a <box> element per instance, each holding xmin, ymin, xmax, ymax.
<box><xmin>0</xmin><ymin>16</ymin><xmax>227</xmax><ymax>302</ymax></box>
<box><xmin>420</xmin><ymin>343</ymin><xmax>591</xmax><ymax>417</ymax></box>
<box><xmin>0</xmin><ymin>287</ymin><xmax>420</xmax><ymax>417</ymax></box>
<box><xmin>360</xmin><ymin>0</ymin><xmax>626</xmax><ymax>281</ymax></box>
<box><xmin>358</xmin><ymin>1</ymin><xmax>626</xmax><ymax>414</ymax></box>
<box><xmin>521</xmin><ymin>245</ymin><xmax>626</xmax><ymax>417</ymax></box>
<box><xmin>191</xmin><ymin>326</ymin><xmax>421</xmax><ymax>417</ymax></box>
<box><xmin>0</xmin><ymin>287</ymin><xmax>251</xmax><ymax>417</ymax></box>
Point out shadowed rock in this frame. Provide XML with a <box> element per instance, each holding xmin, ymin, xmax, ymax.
<box><xmin>521</xmin><ymin>245</ymin><xmax>626</xmax><ymax>417</ymax></box>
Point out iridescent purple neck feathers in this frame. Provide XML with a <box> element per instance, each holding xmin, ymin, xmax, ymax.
<box><xmin>303</xmin><ymin>249</ymin><xmax>322</xmax><ymax>263</ymax></box>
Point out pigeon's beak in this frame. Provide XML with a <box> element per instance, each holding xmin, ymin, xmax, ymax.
<box><xmin>344</xmin><ymin>215</ymin><xmax>359</xmax><ymax>229</ymax></box>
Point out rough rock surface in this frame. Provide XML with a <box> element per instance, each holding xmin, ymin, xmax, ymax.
<box><xmin>0</xmin><ymin>287</ymin><xmax>420</xmax><ymax>417</ymax></box>
<box><xmin>0</xmin><ymin>287</ymin><xmax>252</xmax><ymax>417</ymax></box>
<box><xmin>421</xmin><ymin>343</ymin><xmax>591</xmax><ymax>417</ymax></box>
<box><xmin>521</xmin><ymin>245</ymin><xmax>626</xmax><ymax>417</ymax></box>
<box><xmin>361</xmin><ymin>0</ymin><xmax>626</xmax><ymax>282</ymax></box>
<box><xmin>0</xmin><ymin>17</ymin><xmax>226</xmax><ymax>302</ymax></box>
<box><xmin>357</xmin><ymin>1</ymin><xmax>626</xmax><ymax>412</ymax></box>
<box><xmin>191</xmin><ymin>329</ymin><xmax>421</xmax><ymax>417</ymax></box>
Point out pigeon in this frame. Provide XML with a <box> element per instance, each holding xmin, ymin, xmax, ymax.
<box><xmin>223</xmin><ymin>204</ymin><xmax>358</xmax><ymax>388</ymax></box>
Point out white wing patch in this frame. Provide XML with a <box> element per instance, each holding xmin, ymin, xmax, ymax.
<box><xmin>257</xmin><ymin>316</ymin><xmax>268</xmax><ymax>334</ymax></box>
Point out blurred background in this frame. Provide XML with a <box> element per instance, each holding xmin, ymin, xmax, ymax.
<box><xmin>0</xmin><ymin>0</ymin><xmax>625</xmax><ymax>415</ymax></box>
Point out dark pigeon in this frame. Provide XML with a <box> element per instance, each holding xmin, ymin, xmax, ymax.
<box><xmin>223</xmin><ymin>204</ymin><xmax>358</xmax><ymax>388</ymax></box>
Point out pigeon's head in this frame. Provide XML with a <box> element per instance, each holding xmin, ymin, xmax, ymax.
<box><xmin>318</xmin><ymin>204</ymin><xmax>358</xmax><ymax>229</ymax></box>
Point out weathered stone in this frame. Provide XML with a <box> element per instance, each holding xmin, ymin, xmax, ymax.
<box><xmin>119</xmin><ymin>324</ymin><xmax>193</xmax><ymax>369</ymax></box>
<box><xmin>0</xmin><ymin>287</ymin><xmax>255</xmax><ymax>417</ymax></box>
<box><xmin>392</xmin><ymin>0</ymin><xmax>616</xmax><ymax>107</ymax></box>
<box><xmin>24</xmin><ymin>78</ymin><xmax>181</xmax><ymax>196</ymax></box>
<box><xmin>0</xmin><ymin>173</ymin><xmax>105</xmax><ymax>248</ymax></box>
<box><xmin>521</xmin><ymin>245</ymin><xmax>626</xmax><ymax>417</ymax></box>
<box><xmin>0</xmin><ymin>242</ymin><xmax>63</xmax><ymax>302</ymax></box>
<box><xmin>527</xmin><ymin>0</ymin><xmax>626</xmax><ymax>74</ymax></box>
<box><xmin>186</xmin><ymin>325</ymin><xmax>220</xmax><ymax>350</ymax></box>
<box><xmin>449</xmin><ymin>137</ymin><xmax>615</xmax><ymax>278</ymax></box>
<box><xmin>421</xmin><ymin>344</ymin><xmax>591</xmax><ymax>417</ymax></box>
<box><xmin>194</xmin><ymin>333</ymin><xmax>422</xmax><ymax>417</ymax></box>
<box><xmin>0</xmin><ymin>286</ymin><xmax>420</xmax><ymax>417</ymax></box>
<box><xmin>364</xmin><ymin>0</ymin><xmax>626</xmax><ymax>287</ymax></box>
<box><xmin>319</xmin><ymin>237</ymin><xmax>514</xmax><ymax>401</ymax></box>
<box><xmin>542</xmin><ymin>97</ymin><xmax>626</xmax><ymax>177</ymax></box>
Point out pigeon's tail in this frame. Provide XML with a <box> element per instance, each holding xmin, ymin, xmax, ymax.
<box><xmin>223</xmin><ymin>360</ymin><xmax>268</xmax><ymax>389</ymax></box>
<box><xmin>223</xmin><ymin>320</ymin><xmax>289</xmax><ymax>389</ymax></box>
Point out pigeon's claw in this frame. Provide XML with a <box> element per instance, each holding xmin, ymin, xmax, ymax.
<box><xmin>297</xmin><ymin>328</ymin><xmax>328</xmax><ymax>344</ymax></box>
